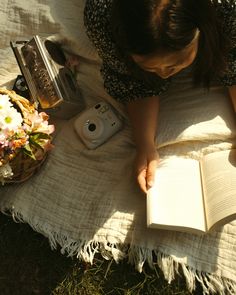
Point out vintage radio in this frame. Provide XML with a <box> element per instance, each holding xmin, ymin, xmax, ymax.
<box><xmin>10</xmin><ymin>35</ymin><xmax>85</xmax><ymax>119</ymax></box>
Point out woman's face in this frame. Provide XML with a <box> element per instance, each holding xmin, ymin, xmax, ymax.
<box><xmin>132</xmin><ymin>31</ymin><xmax>200</xmax><ymax>79</ymax></box>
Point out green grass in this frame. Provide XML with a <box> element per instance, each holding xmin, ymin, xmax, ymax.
<box><xmin>0</xmin><ymin>213</ymin><xmax>203</xmax><ymax>295</ymax></box>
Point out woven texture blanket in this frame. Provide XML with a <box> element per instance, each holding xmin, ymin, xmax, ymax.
<box><xmin>1</xmin><ymin>1</ymin><xmax>236</xmax><ymax>294</ymax></box>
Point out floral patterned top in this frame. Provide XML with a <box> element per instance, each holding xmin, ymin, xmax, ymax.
<box><xmin>84</xmin><ymin>0</ymin><xmax>236</xmax><ymax>103</ymax></box>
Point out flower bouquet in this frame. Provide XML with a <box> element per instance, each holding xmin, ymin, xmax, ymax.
<box><xmin>0</xmin><ymin>88</ymin><xmax>54</xmax><ymax>184</ymax></box>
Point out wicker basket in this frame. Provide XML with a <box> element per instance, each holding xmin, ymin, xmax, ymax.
<box><xmin>0</xmin><ymin>88</ymin><xmax>53</xmax><ymax>184</ymax></box>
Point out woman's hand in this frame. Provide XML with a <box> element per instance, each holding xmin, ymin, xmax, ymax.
<box><xmin>134</xmin><ymin>145</ymin><xmax>159</xmax><ymax>193</ymax></box>
<box><xmin>126</xmin><ymin>96</ymin><xmax>160</xmax><ymax>193</ymax></box>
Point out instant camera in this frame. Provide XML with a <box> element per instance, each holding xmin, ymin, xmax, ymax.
<box><xmin>10</xmin><ymin>35</ymin><xmax>85</xmax><ymax>119</ymax></box>
<box><xmin>74</xmin><ymin>101</ymin><xmax>123</xmax><ymax>149</ymax></box>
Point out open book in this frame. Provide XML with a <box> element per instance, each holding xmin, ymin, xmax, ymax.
<box><xmin>147</xmin><ymin>149</ymin><xmax>236</xmax><ymax>234</ymax></box>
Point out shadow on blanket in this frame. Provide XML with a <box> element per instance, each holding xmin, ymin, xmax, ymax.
<box><xmin>0</xmin><ymin>0</ymin><xmax>236</xmax><ymax>294</ymax></box>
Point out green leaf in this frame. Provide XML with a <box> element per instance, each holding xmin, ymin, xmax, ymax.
<box><xmin>23</xmin><ymin>144</ymin><xmax>36</xmax><ymax>160</ymax></box>
<box><xmin>31</xmin><ymin>132</ymin><xmax>51</xmax><ymax>140</ymax></box>
<box><xmin>29</xmin><ymin>133</ymin><xmax>51</xmax><ymax>149</ymax></box>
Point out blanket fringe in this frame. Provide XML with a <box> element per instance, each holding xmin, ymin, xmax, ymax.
<box><xmin>4</xmin><ymin>210</ymin><xmax>236</xmax><ymax>295</ymax></box>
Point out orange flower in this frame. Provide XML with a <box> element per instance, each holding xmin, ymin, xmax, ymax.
<box><xmin>12</xmin><ymin>138</ymin><xmax>27</xmax><ymax>149</ymax></box>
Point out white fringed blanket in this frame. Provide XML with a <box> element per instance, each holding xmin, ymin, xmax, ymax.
<box><xmin>1</xmin><ymin>1</ymin><xmax>236</xmax><ymax>294</ymax></box>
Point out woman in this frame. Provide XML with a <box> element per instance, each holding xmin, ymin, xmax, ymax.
<box><xmin>84</xmin><ymin>0</ymin><xmax>236</xmax><ymax>193</ymax></box>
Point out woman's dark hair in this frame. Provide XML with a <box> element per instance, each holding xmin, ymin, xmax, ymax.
<box><xmin>111</xmin><ymin>0</ymin><xmax>229</xmax><ymax>87</ymax></box>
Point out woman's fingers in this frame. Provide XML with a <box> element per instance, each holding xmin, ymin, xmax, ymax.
<box><xmin>146</xmin><ymin>158</ymin><xmax>158</xmax><ymax>189</ymax></box>
<box><xmin>137</xmin><ymin>168</ymin><xmax>148</xmax><ymax>193</ymax></box>
<box><xmin>136</xmin><ymin>151</ymin><xmax>159</xmax><ymax>193</ymax></box>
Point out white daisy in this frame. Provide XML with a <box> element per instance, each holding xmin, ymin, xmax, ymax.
<box><xmin>0</xmin><ymin>163</ymin><xmax>13</xmax><ymax>184</ymax></box>
<box><xmin>0</xmin><ymin>106</ymin><xmax>23</xmax><ymax>131</ymax></box>
<box><xmin>0</xmin><ymin>94</ymin><xmax>13</xmax><ymax>113</ymax></box>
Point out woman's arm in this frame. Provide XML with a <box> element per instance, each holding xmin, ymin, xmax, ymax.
<box><xmin>84</xmin><ymin>1</ymin><xmax>166</xmax><ymax>193</ymax></box>
<box><xmin>126</xmin><ymin>96</ymin><xmax>160</xmax><ymax>193</ymax></box>
<box><xmin>228</xmin><ymin>85</ymin><xmax>236</xmax><ymax>113</ymax></box>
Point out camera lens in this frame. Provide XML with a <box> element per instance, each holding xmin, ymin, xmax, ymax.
<box><xmin>88</xmin><ymin>123</ymin><xmax>96</xmax><ymax>132</ymax></box>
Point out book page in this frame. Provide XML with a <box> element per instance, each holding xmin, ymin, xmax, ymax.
<box><xmin>147</xmin><ymin>156</ymin><xmax>206</xmax><ymax>233</ymax></box>
<box><xmin>201</xmin><ymin>149</ymin><xmax>236</xmax><ymax>230</ymax></box>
